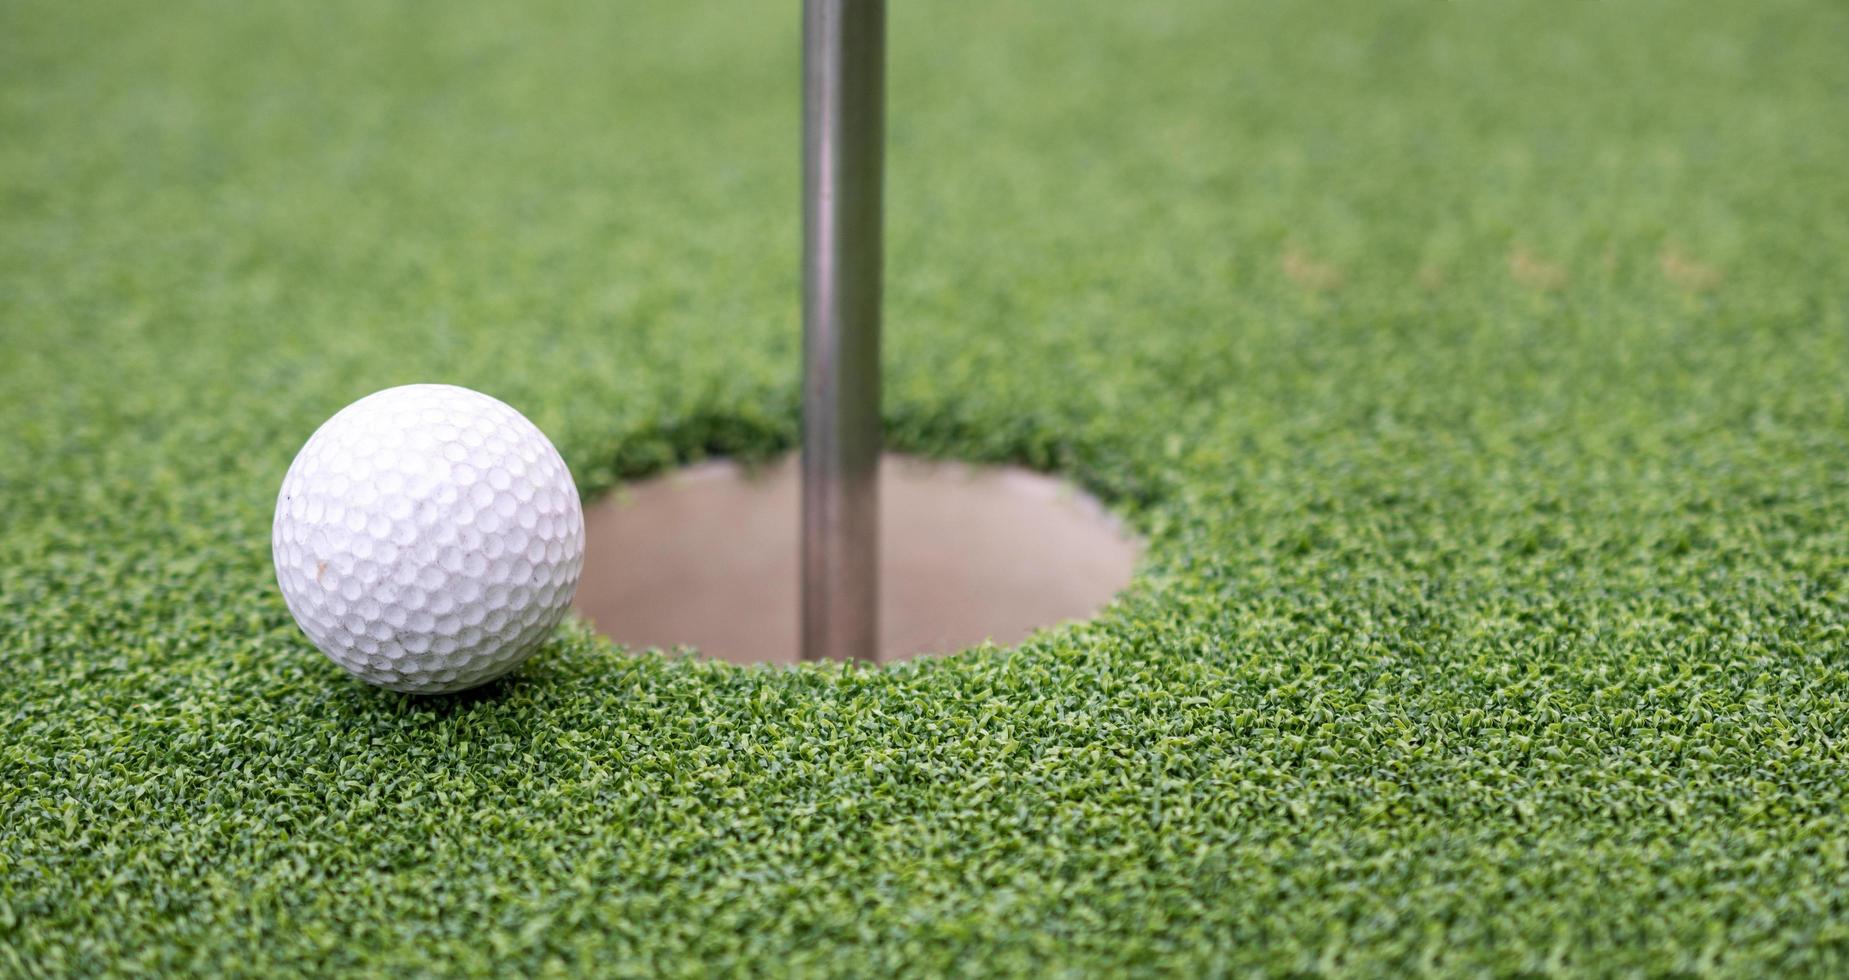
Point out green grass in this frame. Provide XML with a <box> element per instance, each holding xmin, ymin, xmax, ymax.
<box><xmin>4</xmin><ymin>0</ymin><xmax>1848</xmax><ymax>974</ymax></box>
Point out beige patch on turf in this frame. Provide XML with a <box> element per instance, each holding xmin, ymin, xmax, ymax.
<box><xmin>1660</xmin><ymin>247</ymin><xmax>1721</xmax><ymax>292</ymax></box>
<box><xmin>1509</xmin><ymin>248</ymin><xmax>1566</xmax><ymax>290</ymax></box>
<box><xmin>1283</xmin><ymin>249</ymin><xmax>1341</xmax><ymax>291</ymax></box>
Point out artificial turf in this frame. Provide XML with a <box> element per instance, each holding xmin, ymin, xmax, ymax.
<box><xmin>3</xmin><ymin>0</ymin><xmax>1847</xmax><ymax>974</ymax></box>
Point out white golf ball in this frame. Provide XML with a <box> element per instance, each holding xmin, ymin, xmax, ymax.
<box><xmin>272</xmin><ymin>384</ymin><xmax>585</xmax><ymax>694</ymax></box>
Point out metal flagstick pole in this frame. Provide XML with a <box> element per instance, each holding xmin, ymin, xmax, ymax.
<box><xmin>801</xmin><ymin>0</ymin><xmax>884</xmax><ymax>661</ymax></box>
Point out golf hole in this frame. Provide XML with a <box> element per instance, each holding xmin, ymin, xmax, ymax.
<box><xmin>572</xmin><ymin>455</ymin><xmax>1141</xmax><ymax>664</ymax></box>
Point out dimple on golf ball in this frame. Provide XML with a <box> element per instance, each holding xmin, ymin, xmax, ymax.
<box><xmin>272</xmin><ymin>384</ymin><xmax>585</xmax><ymax>694</ymax></box>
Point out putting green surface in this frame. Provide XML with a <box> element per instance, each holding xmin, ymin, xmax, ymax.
<box><xmin>4</xmin><ymin>0</ymin><xmax>1847</xmax><ymax>974</ymax></box>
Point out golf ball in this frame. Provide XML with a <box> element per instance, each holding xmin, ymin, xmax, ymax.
<box><xmin>272</xmin><ymin>384</ymin><xmax>585</xmax><ymax>694</ymax></box>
